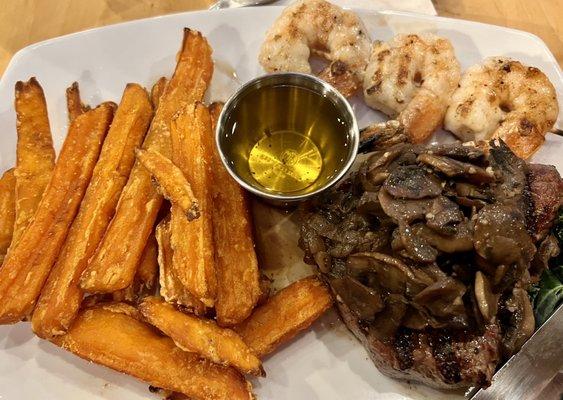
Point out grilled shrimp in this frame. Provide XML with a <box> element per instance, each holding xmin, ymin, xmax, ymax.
<box><xmin>444</xmin><ymin>57</ymin><xmax>559</xmax><ymax>159</ymax></box>
<box><xmin>363</xmin><ymin>33</ymin><xmax>461</xmax><ymax>143</ymax></box>
<box><xmin>259</xmin><ymin>0</ymin><xmax>371</xmax><ymax>97</ymax></box>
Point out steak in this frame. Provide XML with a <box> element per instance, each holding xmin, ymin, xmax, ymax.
<box><xmin>300</xmin><ymin>137</ymin><xmax>562</xmax><ymax>389</ymax></box>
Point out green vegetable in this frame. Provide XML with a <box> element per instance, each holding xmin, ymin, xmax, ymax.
<box><xmin>529</xmin><ymin>208</ymin><xmax>563</xmax><ymax>327</ymax></box>
<box><xmin>531</xmin><ymin>265</ymin><xmax>563</xmax><ymax>326</ymax></box>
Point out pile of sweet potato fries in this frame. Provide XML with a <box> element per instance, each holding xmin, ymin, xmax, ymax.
<box><xmin>0</xmin><ymin>28</ymin><xmax>333</xmax><ymax>400</ymax></box>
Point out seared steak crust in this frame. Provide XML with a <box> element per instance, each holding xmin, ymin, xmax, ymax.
<box><xmin>527</xmin><ymin>163</ymin><xmax>563</xmax><ymax>240</ymax></box>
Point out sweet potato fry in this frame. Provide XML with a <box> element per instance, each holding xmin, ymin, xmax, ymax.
<box><xmin>169</xmin><ymin>103</ymin><xmax>216</xmax><ymax>306</ymax></box>
<box><xmin>156</xmin><ymin>218</ymin><xmax>206</xmax><ymax>315</ymax></box>
<box><xmin>11</xmin><ymin>77</ymin><xmax>55</xmax><ymax>247</ymax></box>
<box><xmin>139</xmin><ymin>296</ymin><xmax>263</xmax><ymax>376</ymax></box>
<box><xmin>0</xmin><ymin>168</ymin><xmax>16</xmax><ymax>260</ymax></box>
<box><xmin>112</xmin><ymin>232</ymin><xmax>159</xmax><ymax>303</ymax></box>
<box><xmin>150</xmin><ymin>77</ymin><xmax>167</xmax><ymax>109</ymax></box>
<box><xmin>52</xmin><ymin>304</ymin><xmax>253</xmax><ymax>400</ymax></box>
<box><xmin>136</xmin><ymin>148</ymin><xmax>199</xmax><ymax>220</ymax></box>
<box><xmin>0</xmin><ymin>103</ymin><xmax>114</xmax><ymax>324</ymax></box>
<box><xmin>32</xmin><ymin>85</ymin><xmax>153</xmax><ymax>338</ymax></box>
<box><xmin>66</xmin><ymin>82</ymin><xmax>91</xmax><ymax>122</ymax></box>
<box><xmin>208</xmin><ymin>102</ymin><xmax>261</xmax><ymax>326</ymax></box>
<box><xmin>80</xmin><ymin>29</ymin><xmax>213</xmax><ymax>293</ymax></box>
<box><xmin>235</xmin><ymin>276</ymin><xmax>333</xmax><ymax>357</ymax></box>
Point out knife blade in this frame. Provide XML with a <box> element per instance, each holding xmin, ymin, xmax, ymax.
<box><xmin>468</xmin><ymin>304</ymin><xmax>563</xmax><ymax>400</ymax></box>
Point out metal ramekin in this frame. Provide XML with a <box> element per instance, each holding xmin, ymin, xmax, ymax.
<box><xmin>215</xmin><ymin>72</ymin><xmax>359</xmax><ymax>202</ymax></box>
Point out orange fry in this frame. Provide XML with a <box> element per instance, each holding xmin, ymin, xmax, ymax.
<box><xmin>156</xmin><ymin>218</ymin><xmax>206</xmax><ymax>315</ymax></box>
<box><xmin>11</xmin><ymin>77</ymin><xmax>55</xmax><ymax>247</ymax></box>
<box><xmin>32</xmin><ymin>84</ymin><xmax>152</xmax><ymax>338</ymax></box>
<box><xmin>0</xmin><ymin>103</ymin><xmax>114</xmax><ymax>324</ymax></box>
<box><xmin>150</xmin><ymin>77</ymin><xmax>167</xmax><ymax>109</ymax></box>
<box><xmin>80</xmin><ymin>29</ymin><xmax>213</xmax><ymax>293</ymax></box>
<box><xmin>112</xmin><ymin>232</ymin><xmax>159</xmax><ymax>303</ymax></box>
<box><xmin>66</xmin><ymin>81</ymin><xmax>91</xmax><ymax>122</ymax></box>
<box><xmin>136</xmin><ymin>148</ymin><xmax>199</xmax><ymax>220</ymax></box>
<box><xmin>0</xmin><ymin>168</ymin><xmax>16</xmax><ymax>261</ymax></box>
<box><xmin>208</xmin><ymin>102</ymin><xmax>261</xmax><ymax>326</ymax></box>
<box><xmin>235</xmin><ymin>276</ymin><xmax>333</xmax><ymax>357</ymax></box>
<box><xmin>139</xmin><ymin>297</ymin><xmax>263</xmax><ymax>376</ymax></box>
<box><xmin>53</xmin><ymin>304</ymin><xmax>253</xmax><ymax>400</ymax></box>
<box><xmin>170</xmin><ymin>103</ymin><xmax>216</xmax><ymax>306</ymax></box>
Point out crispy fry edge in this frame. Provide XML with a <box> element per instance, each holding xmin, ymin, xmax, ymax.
<box><xmin>80</xmin><ymin>29</ymin><xmax>213</xmax><ymax>294</ymax></box>
<box><xmin>32</xmin><ymin>84</ymin><xmax>153</xmax><ymax>338</ymax></box>
<box><xmin>235</xmin><ymin>276</ymin><xmax>333</xmax><ymax>357</ymax></box>
<box><xmin>139</xmin><ymin>296</ymin><xmax>264</xmax><ymax>376</ymax></box>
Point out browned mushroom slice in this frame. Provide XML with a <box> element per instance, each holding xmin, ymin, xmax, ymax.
<box><xmin>402</xmin><ymin>306</ymin><xmax>430</xmax><ymax>330</ymax></box>
<box><xmin>410</xmin><ymin>223</ymin><xmax>473</xmax><ymax>253</ymax></box>
<box><xmin>331</xmin><ymin>276</ymin><xmax>384</xmax><ymax>322</ymax></box>
<box><xmin>426</xmin><ymin>196</ymin><xmax>464</xmax><ymax>235</ymax></box>
<box><xmin>347</xmin><ymin>252</ymin><xmax>432</xmax><ymax>296</ymax></box>
<box><xmin>358</xmin><ymin>120</ymin><xmax>407</xmax><ymax>153</ymax></box>
<box><xmin>474</xmin><ymin>271</ymin><xmax>499</xmax><ymax>322</ymax></box>
<box><xmin>383</xmin><ymin>165</ymin><xmax>443</xmax><ymax>199</ymax></box>
<box><xmin>361</xmin><ymin>146</ymin><xmax>404</xmax><ymax>190</ymax></box>
<box><xmin>454</xmin><ymin>182</ymin><xmax>490</xmax><ymax>200</ymax></box>
<box><xmin>399</xmin><ymin>223</ymin><xmax>438</xmax><ymax>263</ymax></box>
<box><xmin>413</xmin><ymin>277</ymin><xmax>467</xmax><ymax>321</ymax></box>
<box><xmin>425</xmin><ymin>142</ymin><xmax>486</xmax><ymax>163</ymax></box>
<box><xmin>368</xmin><ymin>294</ymin><xmax>407</xmax><ymax>343</ymax></box>
<box><xmin>356</xmin><ymin>191</ymin><xmax>383</xmax><ymax>215</ymax></box>
<box><xmin>378</xmin><ymin>188</ymin><xmax>434</xmax><ymax>224</ymax></box>
<box><xmin>417</xmin><ymin>153</ymin><xmax>494</xmax><ymax>184</ymax></box>
<box><xmin>488</xmin><ymin>139</ymin><xmax>528</xmax><ymax>208</ymax></box>
<box><xmin>473</xmin><ymin>204</ymin><xmax>536</xmax><ymax>265</ymax></box>
<box><xmin>501</xmin><ymin>288</ymin><xmax>535</xmax><ymax>357</ymax></box>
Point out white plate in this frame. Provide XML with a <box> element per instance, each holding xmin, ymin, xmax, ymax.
<box><xmin>0</xmin><ymin>7</ymin><xmax>562</xmax><ymax>400</ymax></box>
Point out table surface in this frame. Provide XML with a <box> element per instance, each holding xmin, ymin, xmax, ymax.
<box><xmin>0</xmin><ymin>0</ymin><xmax>562</xmax><ymax>76</ymax></box>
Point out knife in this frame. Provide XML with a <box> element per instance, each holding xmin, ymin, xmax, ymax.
<box><xmin>468</xmin><ymin>304</ymin><xmax>563</xmax><ymax>400</ymax></box>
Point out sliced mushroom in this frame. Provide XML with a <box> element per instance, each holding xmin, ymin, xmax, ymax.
<box><xmin>493</xmin><ymin>264</ymin><xmax>509</xmax><ymax>286</ymax></box>
<box><xmin>356</xmin><ymin>191</ymin><xmax>383</xmax><ymax>215</ymax></box>
<box><xmin>426</xmin><ymin>196</ymin><xmax>464</xmax><ymax>235</ymax></box>
<box><xmin>362</xmin><ymin>146</ymin><xmax>404</xmax><ymax>190</ymax></box>
<box><xmin>413</xmin><ymin>277</ymin><xmax>467</xmax><ymax>322</ymax></box>
<box><xmin>473</xmin><ymin>204</ymin><xmax>536</xmax><ymax>265</ymax></box>
<box><xmin>454</xmin><ymin>182</ymin><xmax>490</xmax><ymax>200</ymax></box>
<box><xmin>331</xmin><ymin>276</ymin><xmax>385</xmax><ymax>322</ymax></box>
<box><xmin>417</xmin><ymin>153</ymin><xmax>495</xmax><ymax>184</ymax></box>
<box><xmin>347</xmin><ymin>252</ymin><xmax>433</xmax><ymax>296</ymax></box>
<box><xmin>383</xmin><ymin>166</ymin><xmax>442</xmax><ymax>199</ymax></box>
<box><xmin>368</xmin><ymin>294</ymin><xmax>407</xmax><ymax>343</ymax></box>
<box><xmin>402</xmin><ymin>306</ymin><xmax>430</xmax><ymax>330</ymax></box>
<box><xmin>501</xmin><ymin>288</ymin><xmax>535</xmax><ymax>357</ymax></box>
<box><xmin>474</xmin><ymin>271</ymin><xmax>499</xmax><ymax>322</ymax></box>
<box><xmin>453</xmin><ymin>196</ymin><xmax>488</xmax><ymax>210</ymax></box>
<box><xmin>378</xmin><ymin>188</ymin><xmax>434</xmax><ymax>224</ymax></box>
<box><xmin>358</xmin><ymin>120</ymin><xmax>407</xmax><ymax>154</ymax></box>
<box><xmin>399</xmin><ymin>223</ymin><xmax>438</xmax><ymax>263</ymax></box>
<box><xmin>411</xmin><ymin>222</ymin><xmax>473</xmax><ymax>253</ymax></box>
<box><xmin>425</xmin><ymin>142</ymin><xmax>486</xmax><ymax>163</ymax></box>
<box><xmin>488</xmin><ymin>139</ymin><xmax>528</xmax><ymax>208</ymax></box>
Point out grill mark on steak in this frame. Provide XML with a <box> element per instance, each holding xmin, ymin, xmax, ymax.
<box><xmin>394</xmin><ymin>327</ymin><xmax>416</xmax><ymax>370</ymax></box>
<box><xmin>428</xmin><ymin>329</ymin><xmax>462</xmax><ymax>384</ymax></box>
